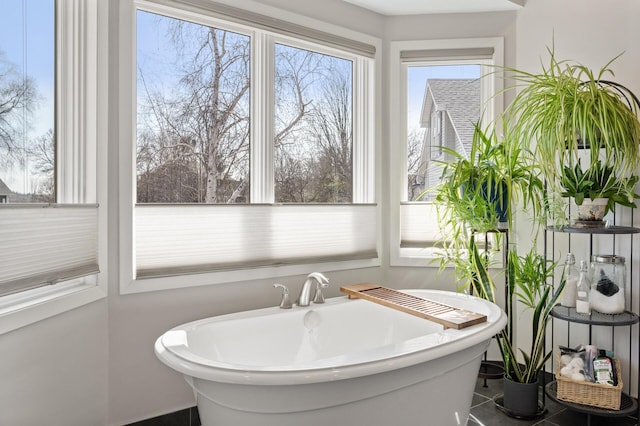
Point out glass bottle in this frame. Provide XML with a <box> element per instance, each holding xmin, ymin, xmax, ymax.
<box><xmin>560</xmin><ymin>253</ymin><xmax>579</xmax><ymax>308</ymax></box>
<box><xmin>590</xmin><ymin>255</ymin><xmax>626</xmax><ymax>314</ymax></box>
<box><xmin>576</xmin><ymin>260</ymin><xmax>591</xmax><ymax>314</ymax></box>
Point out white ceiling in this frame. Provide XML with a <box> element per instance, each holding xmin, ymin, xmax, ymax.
<box><xmin>341</xmin><ymin>0</ymin><xmax>525</xmax><ymax>15</ymax></box>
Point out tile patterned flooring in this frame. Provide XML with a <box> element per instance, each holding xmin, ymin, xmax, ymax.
<box><xmin>469</xmin><ymin>376</ymin><xmax>639</xmax><ymax>426</ymax></box>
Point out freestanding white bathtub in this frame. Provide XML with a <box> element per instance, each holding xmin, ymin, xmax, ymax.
<box><xmin>155</xmin><ymin>289</ymin><xmax>506</xmax><ymax>426</ymax></box>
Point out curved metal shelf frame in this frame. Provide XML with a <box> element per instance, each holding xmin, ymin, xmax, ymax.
<box><xmin>546</xmin><ymin>381</ymin><xmax>638</xmax><ymax>418</ymax></box>
<box><xmin>547</xmin><ymin>225</ymin><xmax>640</xmax><ymax>235</ymax></box>
<box><xmin>546</xmin><ymin>216</ymin><xmax>640</xmax><ymax>424</ymax></box>
<box><xmin>550</xmin><ymin>306</ymin><xmax>640</xmax><ymax>326</ymax></box>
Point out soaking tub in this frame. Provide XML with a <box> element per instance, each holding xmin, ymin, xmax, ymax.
<box><xmin>155</xmin><ymin>288</ymin><xmax>506</xmax><ymax>426</ymax></box>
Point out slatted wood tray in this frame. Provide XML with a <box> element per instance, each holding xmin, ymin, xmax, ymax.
<box><xmin>340</xmin><ymin>283</ymin><xmax>487</xmax><ymax>329</ymax></box>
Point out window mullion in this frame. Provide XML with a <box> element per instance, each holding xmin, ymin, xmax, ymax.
<box><xmin>250</xmin><ymin>32</ymin><xmax>274</xmax><ymax>203</ymax></box>
<box><xmin>56</xmin><ymin>0</ymin><xmax>97</xmax><ymax>204</ymax></box>
<box><xmin>352</xmin><ymin>56</ymin><xmax>375</xmax><ymax>204</ymax></box>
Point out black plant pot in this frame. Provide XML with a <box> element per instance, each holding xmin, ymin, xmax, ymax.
<box><xmin>463</xmin><ymin>180</ymin><xmax>509</xmax><ymax>225</ymax></box>
<box><xmin>501</xmin><ymin>377</ymin><xmax>540</xmax><ymax>417</ymax></box>
<box><xmin>481</xmin><ymin>181</ymin><xmax>508</xmax><ymax>224</ymax></box>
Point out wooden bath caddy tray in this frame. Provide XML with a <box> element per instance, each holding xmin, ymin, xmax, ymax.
<box><xmin>340</xmin><ymin>283</ymin><xmax>487</xmax><ymax>330</ymax></box>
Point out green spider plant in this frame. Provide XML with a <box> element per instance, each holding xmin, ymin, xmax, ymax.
<box><xmin>560</xmin><ymin>160</ymin><xmax>639</xmax><ymax>214</ymax></box>
<box><xmin>504</xmin><ymin>49</ymin><xmax>640</xmax><ymax>194</ymax></box>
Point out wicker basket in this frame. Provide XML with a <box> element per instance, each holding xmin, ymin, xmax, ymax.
<box><xmin>556</xmin><ymin>353</ymin><xmax>623</xmax><ymax>410</ymax></box>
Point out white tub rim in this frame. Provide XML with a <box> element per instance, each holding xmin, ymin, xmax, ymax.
<box><xmin>154</xmin><ymin>289</ymin><xmax>506</xmax><ymax>385</ymax></box>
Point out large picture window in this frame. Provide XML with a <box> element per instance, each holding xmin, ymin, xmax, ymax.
<box><xmin>122</xmin><ymin>0</ymin><xmax>378</xmax><ymax>292</ymax></box>
<box><xmin>136</xmin><ymin>11</ymin><xmax>356</xmax><ymax>205</ymax></box>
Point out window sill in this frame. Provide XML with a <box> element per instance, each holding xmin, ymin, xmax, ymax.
<box><xmin>0</xmin><ymin>276</ymin><xmax>106</xmax><ymax>335</ymax></box>
<box><xmin>391</xmin><ymin>247</ymin><xmax>505</xmax><ymax>269</ymax></box>
<box><xmin>120</xmin><ymin>258</ymin><xmax>380</xmax><ymax>294</ymax></box>
<box><xmin>391</xmin><ymin>247</ymin><xmax>444</xmax><ymax>267</ymax></box>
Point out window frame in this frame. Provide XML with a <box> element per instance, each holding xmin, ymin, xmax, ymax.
<box><xmin>429</xmin><ymin>109</ymin><xmax>443</xmax><ymax>160</ymax></box>
<box><xmin>0</xmin><ymin>0</ymin><xmax>107</xmax><ymax>334</ymax></box>
<box><xmin>120</xmin><ymin>0</ymin><xmax>380</xmax><ymax>294</ymax></box>
<box><xmin>389</xmin><ymin>37</ymin><xmax>504</xmax><ymax>267</ymax></box>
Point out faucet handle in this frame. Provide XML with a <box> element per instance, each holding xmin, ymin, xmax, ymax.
<box><xmin>312</xmin><ymin>280</ymin><xmax>329</xmax><ymax>304</ymax></box>
<box><xmin>273</xmin><ymin>284</ymin><xmax>292</xmax><ymax>309</ymax></box>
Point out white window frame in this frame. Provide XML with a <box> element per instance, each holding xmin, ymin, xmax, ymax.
<box><xmin>389</xmin><ymin>37</ymin><xmax>504</xmax><ymax>267</ymax></box>
<box><xmin>0</xmin><ymin>0</ymin><xmax>107</xmax><ymax>334</ymax></box>
<box><xmin>119</xmin><ymin>0</ymin><xmax>380</xmax><ymax>294</ymax></box>
<box><xmin>430</xmin><ymin>109</ymin><xmax>443</xmax><ymax>159</ymax></box>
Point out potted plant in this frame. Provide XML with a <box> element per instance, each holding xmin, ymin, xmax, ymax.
<box><xmin>499</xmin><ymin>249</ymin><xmax>562</xmax><ymax>415</ymax></box>
<box><xmin>432</xmin><ymin>123</ymin><xmax>562</xmax><ymax>418</ymax></box>
<box><xmin>432</xmin><ymin>123</ymin><xmax>545</xmax><ymax>286</ymax></box>
<box><xmin>468</xmin><ymin>244</ymin><xmax>563</xmax><ymax>415</ymax></box>
<box><xmin>433</xmin><ymin>123</ymin><xmax>510</xmax><ymax>235</ymax></box>
<box><xmin>504</xmin><ymin>49</ymin><xmax>640</xmax><ymax>222</ymax></box>
<box><xmin>560</xmin><ymin>160</ymin><xmax>639</xmax><ymax>223</ymax></box>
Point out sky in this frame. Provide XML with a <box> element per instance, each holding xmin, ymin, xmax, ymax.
<box><xmin>0</xmin><ymin>0</ymin><xmax>54</xmax><ymax>193</ymax></box>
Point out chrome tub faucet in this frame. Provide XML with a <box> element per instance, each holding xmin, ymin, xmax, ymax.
<box><xmin>297</xmin><ymin>272</ymin><xmax>329</xmax><ymax>307</ymax></box>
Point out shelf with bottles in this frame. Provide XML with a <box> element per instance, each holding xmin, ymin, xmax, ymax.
<box><xmin>553</xmin><ymin>250</ymin><xmax>637</xmax><ymax>326</ymax></box>
<box><xmin>550</xmin><ymin>306</ymin><xmax>639</xmax><ymax>326</ymax></box>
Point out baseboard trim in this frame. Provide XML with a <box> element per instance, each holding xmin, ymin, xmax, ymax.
<box><xmin>124</xmin><ymin>406</ymin><xmax>200</xmax><ymax>426</ymax></box>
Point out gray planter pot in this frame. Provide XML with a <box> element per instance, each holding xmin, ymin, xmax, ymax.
<box><xmin>502</xmin><ymin>377</ymin><xmax>539</xmax><ymax>416</ymax></box>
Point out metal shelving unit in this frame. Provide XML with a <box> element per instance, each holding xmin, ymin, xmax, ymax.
<box><xmin>544</xmin><ymin>223</ymin><xmax>640</xmax><ymax>425</ymax></box>
<box><xmin>477</xmin><ymin>228</ymin><xmax>509</xmax><ymax>384</ymax></box>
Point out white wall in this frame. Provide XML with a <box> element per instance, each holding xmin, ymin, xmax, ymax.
<box><xmin>515</xmin><ymin>0</ymin><xmax>640</xmax><ymax>89</ymax></box>
<box><xmin>0</xmin><ymin>302</ymin><xmax>108</xmax><ymax>426</ymax></box>
<box><xmin>2</xmin><ymin>1</ymin><xmax>640</xmax><ymax>426</ymax></box>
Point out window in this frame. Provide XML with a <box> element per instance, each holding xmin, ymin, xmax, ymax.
<box><xmin>0</xmin><ymin>0</ymin><xmax>54</xmax><ymax>202</ymax></box>
<box><xmin>274</xmin><ymin>43</ymin><xmax>354</xmax><ymax>203</ymax></box>
<box><xmin>135</xmin><ymin>12</ymin><xmax>356</xmax><ymax>205</ymax></box>
<box><xmin>389</xmin><ymin>38</ymin><xmax>504</xmax><ymax>266</ymax></box>
<box><xmin>136</xmin><ymin>10</ymin><xmax>251</xmax><ymax>204</ymax></box>
<box><xmin>411</xmin><ymin>65</ymin><xmax>482</xmax><ymax>201</ymax></box>
<box><xmin>121</xmin><ymin>0</ymin><xmax>378</xmax><ymax>293</ymax></box>
<box><xmin>0</xmin><ymin>0</ymin><xmax>105</xmax><ymax>333</ymax></box>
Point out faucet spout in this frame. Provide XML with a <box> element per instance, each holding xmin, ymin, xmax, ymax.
<box><xmin>297</xmin><ymin>272</ymin><xmax>329</xmax><ymax>306</ymax></box>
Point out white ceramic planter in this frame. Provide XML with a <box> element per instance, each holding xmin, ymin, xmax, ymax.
<box><xmin>576</xmin><ymin>197</ymin><xmax>608</xmax><ymax>222</ymax></box>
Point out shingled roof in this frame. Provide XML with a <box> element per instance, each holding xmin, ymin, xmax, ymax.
<box><xmin>0</xmin><ymin>179</ymin><xmax>12</xmax><ymax>195</ymax></box>
<box><xmin>421</xmin><ymin>78</ymin><xmax>480</xmax><ymax>157</ymax></box>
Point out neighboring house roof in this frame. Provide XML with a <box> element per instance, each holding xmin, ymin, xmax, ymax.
<box><xmin>420</xmin><ymin>78</ymin><xmax>480</xmax><ymax>157</ymax></box>
<box><xmin>0</xmin><ymin>178</ymin><xmax>34</xmax><ymax>202</ymax></box>
<box><xmin>0</xmin><ymin>178</ymin><xmax>12</xmax><ymax>195</ymax></box>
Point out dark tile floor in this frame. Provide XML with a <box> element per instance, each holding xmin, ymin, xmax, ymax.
<box><xmin>470</xmin><ymin>376</ymin><xmax>639</xmax><ymax>426</ymax></box>
<box><xmin>129</xmin><ymin>375</ymin><xmax>639</xmax><ymax>425</ymax></box>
